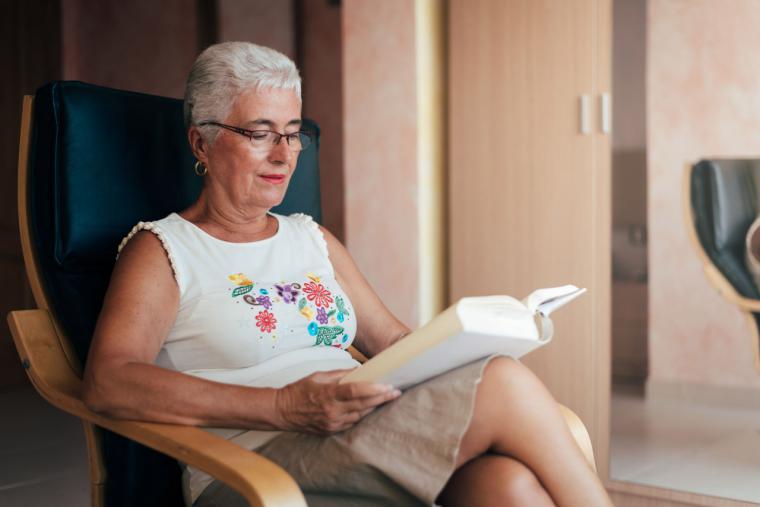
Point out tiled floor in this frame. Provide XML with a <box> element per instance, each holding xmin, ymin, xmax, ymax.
<box><xmin>610</xmin><ymin>384</ymin><xmax>760</xmax><ymax>503</ymax></box>
<box><xmin>0</xmin><ymin>385</ymin><xmax>89</xmax><ymax>506</ymax></box>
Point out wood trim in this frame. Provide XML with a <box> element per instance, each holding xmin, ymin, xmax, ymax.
<box><xmin>16</xmin><ymin>95</ymin><xmax>82</xmax><ymax>375</ymax></box>
<box><xmin>7</xmin><ymin>308</ymin><xmax>306</xmax><ymax>507</ymax></box>
<box><xmin>415</xmin><ymin>0</ymin><xmax>447</xmax><ymax>326</ymax></box>
<box><xmin>682</xmin><ymin>162</ymin><xmax>760</xmax><ymax>373</ymax></box>
<box><xmin>594</xmin><ymin>0</ymin><xmax>613</xmax><ymax>485</ymax></box>
<box><xmin>608</xmin><ymin>478</ymin><xmax>759</xmax><ymax>507</ymax></box>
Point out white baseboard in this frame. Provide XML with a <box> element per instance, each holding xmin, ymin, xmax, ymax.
<box><xmin>645</xmin><ymin>379</ymin><xmax>760</xmax><ymax>409</ymax></box>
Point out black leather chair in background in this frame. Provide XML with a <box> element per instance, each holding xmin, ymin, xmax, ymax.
<box><xmin>7</xmin><ymin>81</ymin><xmax>320</xmax><ymax>507</ymax></box>
<box><xmin>686</xmin><ymin>159</ymin><xmax>760</xmax><ymax>372</ymax></box>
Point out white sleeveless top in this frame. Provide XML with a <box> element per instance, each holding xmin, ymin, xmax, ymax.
<box><xmin>118</xmin><ymin>212</ymin><xmax>360</xmax><ymax>503</ymax></box>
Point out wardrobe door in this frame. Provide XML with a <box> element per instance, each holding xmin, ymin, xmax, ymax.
<box><xmin>448</xmin><ymin>0</ymin><xmax>611</xmax><ymax>469</ymax></box>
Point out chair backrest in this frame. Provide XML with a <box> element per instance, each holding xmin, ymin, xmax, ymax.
<box><xmin>25</xmin><ymin>81</ymin><xmax>322</xmax><ymax>506</ymax></box>
<box><xmin>690</xmin><ymin>159</ymin><xmax>760</xmax><ymax>300</ymax></box>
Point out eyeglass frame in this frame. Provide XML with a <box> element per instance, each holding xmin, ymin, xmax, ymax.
<box><xmin>197</xmin><ymin>121</ymin><xmax>313</xmax><ymax>152</ymax></box>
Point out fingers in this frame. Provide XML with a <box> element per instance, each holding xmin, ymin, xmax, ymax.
<box><xmin>308</xmin><ymin>370</ymin><xmax>399</xmax><ymax>402</ymax></box>
<box><xmin>322</xmin><ymin>401</ymin><xmax>383</xmax><ymax>434</ymax></box>
<box><xmin>358</xmin><ymin>406</ymin><xmax>375</xmax><ymax>418</ymax></box>
<box><xmin>338</xmin><ymin>389</ymin><xmax>401</xmax><ymax>413</ymax></box>
<box><xmin>306</xmin><ymin>386</ymin><xmax>400</xmax><ymax>435</ymax></box>
<box><xmin>275</xmin><ymin>372</ymin><xmax>402</xmax><ymax>435</ymax></box>
<box><xmin>334</xmin><ymin>381</ymin><xmax>398</xmax><ymax>401</ymax></box>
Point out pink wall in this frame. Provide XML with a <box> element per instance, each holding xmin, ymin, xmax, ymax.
<box><xmin>217</xmin><ymin>0</ymin><xmax>295</xmax><ymax>60</ymax></box>
<box><xmin>613</xmin><ymin>0</ymin><xmax>646</xmax><ymax>152</ymax></box>
<box><xmin>343</xmin><ymin>0</ymin><xmax>419</xmax><ymax>327</ymax></box>
<box><xmin>301</xmin><ymin>0</ymin><xmax>345</xmax><ymax>243</ymax></box>
<box><xmin>648</xmin><ymin>0</ymin><xmax>760</xmax><ymax>391</ymax></box>
<box><xmin>61</xmin><ymin>0</ymin><xmax>198</xmax><ymax>98</ymax></box>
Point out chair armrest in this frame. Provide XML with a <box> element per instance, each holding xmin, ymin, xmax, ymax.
<box><xmin>701</xmin><ymin>262</ymin><xmax>760</xmax><ymax>312</ymax></box>
<box><xmin>557</xmin><ymin>403</ymin><xmax>596</xmax><ymax>472</ymax></box>
<box><xmin>7</xmin><ymin>309</ymin><xmax>306</xmax><ymax>507</ymax></box>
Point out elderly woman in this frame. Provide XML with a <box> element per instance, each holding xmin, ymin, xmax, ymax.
<box><xmin>82</xmin><ymin>42</ymin><xmax>612</xmax><ymax>507</ymax></box>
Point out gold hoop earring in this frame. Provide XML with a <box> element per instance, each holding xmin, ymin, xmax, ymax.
<box><xmin>194</xmin><ymin>161</ymin><xmax>207</xmax><ymax>176</ymax></box>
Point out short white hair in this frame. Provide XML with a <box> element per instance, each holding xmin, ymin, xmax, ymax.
<box><xmin>183</xmin><ymin>42</ymin><xmax>302</xmax><ymax>142</ymax></box>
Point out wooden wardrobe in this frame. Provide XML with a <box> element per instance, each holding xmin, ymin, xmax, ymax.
<box><xmin>448</xmin><ymin>0</ymin><xmax>612</xmax><ymax>480</ymax></box>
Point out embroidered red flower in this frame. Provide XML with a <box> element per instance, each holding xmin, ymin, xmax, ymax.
<box><xmin>255</xmin><ymin>310</ymin><xmax>277</xmax><ymax>333</ymax></box>
<box><xmin>302</xmin><ymin>281</ymin><xmax>334</xmax><ymax>308</ymax></box>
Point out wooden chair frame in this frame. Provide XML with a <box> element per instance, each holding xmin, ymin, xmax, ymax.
<box><xmin>683</xmin><ymin>162</ymin><xmax>760</xmax><ymax>373</ymax></box>
<box><xmin>7</xmin><ymin>94</ymin><xmax>596</xmax><ymax>507</ymax></box>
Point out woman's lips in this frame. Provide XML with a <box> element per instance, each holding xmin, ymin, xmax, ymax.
<box><xmin>260</xmin><ymin>174</ymin><xmax>286</xmax><ymax>184</ymax></box>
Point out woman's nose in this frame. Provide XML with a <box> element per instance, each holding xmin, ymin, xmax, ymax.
<box><xmin>268</xmin><ymin>136</ymin><xmax>292</xmax><ymax>164</ymax></box>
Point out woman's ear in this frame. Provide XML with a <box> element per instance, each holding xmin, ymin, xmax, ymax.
<box><xmin>188</xmin><ymin>126</ymin><xmax>209</xmax><ymax>164</ymax></box>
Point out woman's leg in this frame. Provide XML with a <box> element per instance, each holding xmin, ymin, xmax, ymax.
<box><xmin>437</xmin><ymin>454</ymin><xmax>555</xmax><ymax>507</ymax></box>
<box><xmin>445</xmin><ymin>356</ymin><xmax>612</xmax><ymax>507</ymax></box>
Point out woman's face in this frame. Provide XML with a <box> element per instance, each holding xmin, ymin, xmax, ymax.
<box><xmin>202</xmin><ymin>87</ymin><xmax>302</xmax><ymax>212</ymax></box>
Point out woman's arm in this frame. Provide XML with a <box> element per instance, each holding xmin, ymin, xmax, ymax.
<box><xmin>82</xmin><ymin>231</ymin><xmax>398</xmax><ymax>433</ymax></box>
<box><xmin>319</xmin><ymin>226</ymin><xmax>411</xmax><ymax>358</ymax></box>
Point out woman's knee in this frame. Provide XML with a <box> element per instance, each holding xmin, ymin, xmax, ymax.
<box><xmin>439</xmin><ymin>455</ymin><xmax>552</xmax><ymax>507</ymax></box>
<box><xmin>482</xmin><ymin>356</ymin><xmax>539</xmax><ymax>393</ymax></box>
<box><xmin>494</xmin><ymin>458</ymin><xmax>551</xmax><ymax>505</ymax></box>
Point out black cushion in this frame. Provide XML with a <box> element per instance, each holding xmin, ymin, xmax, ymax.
<box><xmin>691</xmin><ymin>159</ymin><xmax>760</xmax><ymax>299</ymax></box>
<box><xmin>31</xmin><ymin>81</ymin><xmax>321</xmax><ymax>365</ymax></box>
<box><xmin>28</xmin><ymin>80</ymin><xmax>322</xmax><ymax>507</ymax></box>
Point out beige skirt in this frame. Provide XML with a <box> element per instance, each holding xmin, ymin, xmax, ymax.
<box><xmin>193</xmin><ymin>356</ymin><xmax>495</xmax><ymax>507</ymax></box>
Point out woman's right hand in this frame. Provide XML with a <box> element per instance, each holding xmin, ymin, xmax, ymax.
<box><xmin>273</xmin><ymin>370</ymin><xmax>401</xmax><ymax>435</ymax></box>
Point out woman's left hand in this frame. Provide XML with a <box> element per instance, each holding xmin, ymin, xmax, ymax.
<box><xmin>273</xmin><ymin>369</ymin><xmax>401</xmax><ymax>435</ymax></box>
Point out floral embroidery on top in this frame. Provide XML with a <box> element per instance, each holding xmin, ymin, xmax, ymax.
<box><xmin>315</xmin><ymin>326</ymin><xmax>344</xmax><ymax>346</ymax></box>
<box><xmin>242</xmin><ymin>294</ymin><xmax>272</xmax><ymax>309</ymax></box>
<box><xmin>295</xmin><ymin>297</ymin><xmax>312</xmax><ymax>319</ymax></box>
<box><xmin>274</xmin><ymin>283</ymin><xmax>301</xmax><ymax>304</ymax></box>
<box><xmin>228</xmin><ymin>273</ymin><xmax>254</xmax><ymax>297</ymax></box>
<box><xmin>255</xmin><ymin>310</ymin><xmax>277</xmax><ymax>333</ymax></box>
<box><xmin>335</xmin><ymin>296</ymin><xmax>350</xmax><ymax>316</ymax></box>
<box><xmin>227</xmin><ymin>272</ymin><xmax>353</xmax><ymax>348</ymax></box>
<box><xmin>302</xmin><ymin>281</ymin><xmax>333</xmax><ymax>308</ymax></box>
<box><xmin>229</xmin><ymin>273</ymin><xmax>252</xmax><ymax>286</ymax></box>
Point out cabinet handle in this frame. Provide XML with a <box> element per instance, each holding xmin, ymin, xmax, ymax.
<box><xmin>579</xmin><ymin>94</ymin><xmax>590</xmax><ymax>135</ymax></box>
<box><xmin>600</xmin><ymin>93</ymin><xmax>611</xmax><ymax>134</ymax></box>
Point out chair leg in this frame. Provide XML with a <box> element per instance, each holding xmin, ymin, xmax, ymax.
<box><xmin>83</xmin><ymin>422</ymin><xmax>107</xmax><ymax>507</ymax></box>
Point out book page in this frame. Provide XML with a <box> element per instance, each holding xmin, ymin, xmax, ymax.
<box><xmin>372</xmin><ymin>329</ymin><xmax>545</xmax><ymax>390</ymax></box>
<box><xmin>523</xmin><ymin>285</ymin><xmax>586</xmax><ymax>316</ymax></box>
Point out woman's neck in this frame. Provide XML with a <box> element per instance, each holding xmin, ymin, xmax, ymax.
<box><xmin>180</xmin><ymin>192</ymin><xmax>275</xmax><ymax>243</ymax></box>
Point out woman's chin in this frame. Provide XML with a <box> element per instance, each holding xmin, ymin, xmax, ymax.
<box><xmin>257</xmin><ymin>188</ymin><xmax>289</xmax><ymax>210</ymax></box>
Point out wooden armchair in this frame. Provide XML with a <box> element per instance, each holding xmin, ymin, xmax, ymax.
<box><xmin>685</xmin><ymin>159</ymin><xmax>760</xmax><ymax>372</ymax></box>
<box><xmin>7</xmin><ymin>81</ymin><xmax>595</xmax><ymax>507</ymax></box>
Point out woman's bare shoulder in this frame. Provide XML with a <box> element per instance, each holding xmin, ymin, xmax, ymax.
<box><xmin>112</xmin><ymin>229</ymin><xmax>178</xmax><ymax>291</ymax></box>
<box><xmin>317</xmin><ymin>225</ymin><xmax>348</xmax><ymax>264</ymax></box>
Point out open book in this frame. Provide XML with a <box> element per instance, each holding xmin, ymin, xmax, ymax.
<box><xmin>340</xmin><ymin>285</ymin><xmax>586</xmax><ymax>390</ymax></box>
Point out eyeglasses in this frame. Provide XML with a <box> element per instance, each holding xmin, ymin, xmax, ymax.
<box><xmin>198</xmin><ymin>121</ymin><xmax>312</xmax><ymax>152</ymax></box>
